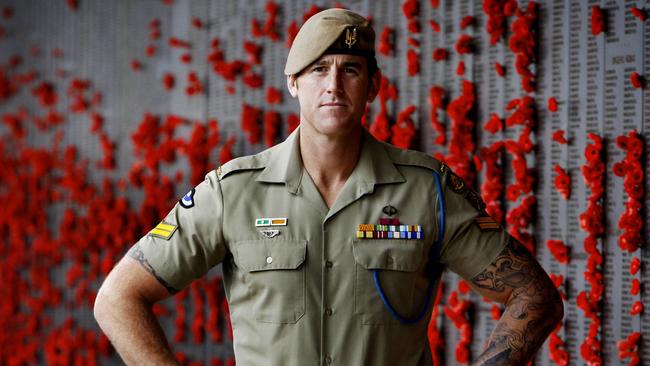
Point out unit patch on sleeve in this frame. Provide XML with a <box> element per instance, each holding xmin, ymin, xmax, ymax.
<box><xmin>149</xmin><ymin>222</ymin><xmax>178</xmax><ymax>240</ymax></box>
<box><xmin>444</xmin><ymin>166</ymin><xmax>487</xmax><ymax>213</ymax></box>
<box><xmin>447</xmin><ymin>170</ymin><xmax>466</xmax><ymax>193</ymax></box>
<box><xmin>179</xmin><ymin>188</ymin><xmax>196</xmax><ymax>209</ymax></box>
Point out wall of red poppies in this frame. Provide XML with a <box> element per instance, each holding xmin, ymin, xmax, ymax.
<box><xmin>0</xmin><ymin>0</ymin><xmax>648</xmax><ymax>365</ymax></box>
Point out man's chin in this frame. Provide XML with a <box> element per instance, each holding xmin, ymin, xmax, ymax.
<box><xmin>313</xmin><ymin>121</ymin><xmax>361</xmax><ymax>138</ymax></box>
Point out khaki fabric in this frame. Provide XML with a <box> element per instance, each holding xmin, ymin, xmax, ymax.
<box><xmin>135</xmin><ymin>128</ymin><xmax>509</xmax><ymax>366</ymax></box>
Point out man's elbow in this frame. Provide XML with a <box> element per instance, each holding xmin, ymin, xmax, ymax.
<box><xmin>93</xmin><ymin>286</ymin><xmax>113</xmax><ymax>330</ymax></box>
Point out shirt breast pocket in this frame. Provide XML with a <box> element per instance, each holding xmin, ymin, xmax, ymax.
<box><xmin>233</xmin><ymin>239</ymin><xmax>307</xmax><ymax>324</ymax></box>
<box><xmin>352</xmin><ymin>239</ymin><xmax>430</xmax><ymax>325</ymax></box>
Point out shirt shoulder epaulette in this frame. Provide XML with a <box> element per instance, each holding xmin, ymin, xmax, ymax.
<box><xmin>216</xmin><ymin>144</ymin><xmax>279</xmax><ymax>180</ymax></box>
<box><xmin>381</xmin><ymin>141</ymin><xmax>443</xmax><ymax>174</ymax></box>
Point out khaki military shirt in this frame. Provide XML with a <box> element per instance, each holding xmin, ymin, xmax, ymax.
<box><xmin>136</xmin><ymin>128</ymin><xmax>509</xmax><ymax>366</ymax></box>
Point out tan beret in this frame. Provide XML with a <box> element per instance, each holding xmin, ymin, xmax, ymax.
<box><xmin>284</xmin><ymin>8</ymin><xmax>375</xmax><ymax>76</ymax></box>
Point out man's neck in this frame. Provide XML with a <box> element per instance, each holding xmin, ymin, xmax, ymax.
<box><xmin>299</xmin><ymin>126</ymin><xmax>362</xmax><ymax>208</ymax></box>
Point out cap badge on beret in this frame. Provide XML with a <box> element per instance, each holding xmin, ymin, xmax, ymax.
<box><xmin>345</xmin><ymin>27</ymin><xmax>357</xmax><ymax>49</ymax></box>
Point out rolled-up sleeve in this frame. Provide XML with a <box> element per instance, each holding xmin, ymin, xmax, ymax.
<box><xmin>134</xmin><ymin>170</ymin><xmax>226</xmax><ymax>291</ymax></box>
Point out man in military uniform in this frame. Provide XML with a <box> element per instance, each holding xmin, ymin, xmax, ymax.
<box><xmin>94</xmin><ymin>8</ymin><xmax>563</xmax><ymax>365</ymax></box>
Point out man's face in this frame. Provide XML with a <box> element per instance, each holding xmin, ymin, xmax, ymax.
<box><xmin>287</xmin><ymin>54</ymin><xmax>380</xmax><ymax>137</ymax></box>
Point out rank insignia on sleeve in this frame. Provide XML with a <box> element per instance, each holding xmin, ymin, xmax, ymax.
<box><xmin>475</xmin><ymin>215</ymin><xmax>501</xmax><ymax>231</ymax></box>
<box><xmin>179</xmin><ymin>188</ymin><xmax>196</xmax><ymax>209</ymax></box>
<box><xmin>149</xmin><ymin>222</ymin><xmax>178</xmax><ymax>240</ymax></box>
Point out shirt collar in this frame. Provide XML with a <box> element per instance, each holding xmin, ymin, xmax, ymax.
<box><xmin>255</xmin><ymin>126</ymin><xmax>405</xmax><ymax>193</ymax></box>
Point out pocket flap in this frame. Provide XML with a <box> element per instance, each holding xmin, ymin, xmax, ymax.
<box><xmin>352</xmin><ymin>239</ymin><xmax>426</xmax><ymax>272</ymax></box>
<box><xmin>234</xmin><ymin>239</ymin><xmax>307</xmax><ymax>272</ymax></box>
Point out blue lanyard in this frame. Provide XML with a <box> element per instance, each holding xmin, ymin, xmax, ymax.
<box><xmin>372</xmin><ymin>171</ymin><xmax>445</xmax><ymax>324</ymax></box>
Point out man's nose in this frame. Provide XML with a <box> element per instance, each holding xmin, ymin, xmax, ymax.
<box><xmin>325</xmin><ymin>69</ymin><xmax>342</xmax><ymax>94</ymax></box>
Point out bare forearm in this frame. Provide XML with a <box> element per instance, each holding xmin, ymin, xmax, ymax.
<box><xmin>470</xmin><ymin>239</ymin><xmax>564</xmax><ymax>365</ymax></box>
<box><xmin>471</xmin><ymin>299</ymin><xmax>562</xmax><ymax>365</ymax></box>
<box><xmin>94</xmin><ymin>291</ymin><xmax>178</xmax><ymax>365</ymax></box>
<box><xmin>94</xmin><ymin>255</ymin><xmax>179</xmax><ymax>365</ymax></box>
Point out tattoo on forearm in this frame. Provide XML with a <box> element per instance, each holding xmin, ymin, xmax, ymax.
<box><xmin>471</xmin><ymin>237</ymin><xmax>563</xmax><ymax>365</ymax></box>
<box><xmin>128</xmin><ymin>244</ymin><xmax>179</xmax><ymax>295</ymax></box>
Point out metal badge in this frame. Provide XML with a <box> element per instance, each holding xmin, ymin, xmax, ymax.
<box><xmin>382</xmin><ymin>205</ymin><xmax>398</xmax><ymax>216</ymax></box>
<box><xmin>345</xmin><ymin>27</ymin><xmax>357</xmax><ymax>48</ymax></box>
<box><xmin>259</xmin><ymin>229</ymin><xmax>280</xmax><ymax>238</ymax></box>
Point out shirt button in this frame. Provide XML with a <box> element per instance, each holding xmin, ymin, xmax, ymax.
<box><xmin>325</xmin><ymin>308</ymin><xmax>332</xmax><ymax>316</ymax></box>
<box><xmin>325</xmin><ymin>356</ymin><xmax>332</xmax><ymax>364</ymax></box>
<box><xmin>325</xmin><ymin>260</ymin><xmax>333</xmax><ymax>268</ymax></box>
<box><xmin>266</xmin><ymin>256</ymin><xmax>273</xmax><ymax>264</ymax></box>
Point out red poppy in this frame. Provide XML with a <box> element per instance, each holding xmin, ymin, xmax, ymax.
<box><xmin>66</xmin><ymin>0</ymin><xmax>78</xmax><ymax>10</ymax></box>
<box><xmin>491</xmin><ymin>305</ymin><xmax>501</xmax><ymax>320</ymax></box>
<box><xmin>407</xmin><ymin>49</ymin><xmax>419</xmax><ymax>76</ymax></box>
<box><xmin>218</xmin><ymin>136</ymin><xmax>237</xmax><ymax>164</ymax></box>
<box><xmin>286</xmin><ymin>21</ymin><xmax>299</xmax><ymax>48</ymax></box>
<box><xmin>243</xmin><ymin>41</ymin><xmax>263</xmax><ymax>65</ymax></box>
<box><xmin>241</xmin><ymin>104</ymin><xmax>262</xmax><ymax>144</ymax></box>
<box><xmin>456</xmin><ymin>61</ymin><xmax>465</xmax><ymax>76</ymax></box>
<box><xmin>408</xmin><ymin>19</ymin><xmax>420</xmax><ymax>35</ymax></box>
<box><xmin>180</xmin><ymin>53</ymin><xmax>192</xmax><ymax>64</ymax></box>
<box><xmin>553</xmin><ymin>165</ymin><xmax>571</xmax><ymax>200</ymax></box>
<box><xmin>31</xmin><ymin>82</ymin><xmax>58</xmax><ymax>107</ymax></box>
<box><xmin>591</xmin><ymin>6</ymin><xmax>605</xmax><ymax>35</ymax></box>
<box><xmin>429</xmin><ymin>19</ymin><xmax>441</xmax><ymax>32</ymax></box>
<box><xmin>432</xmin><ymin>48</ymin><xmax>449</xmax><ymax>61</ymax></box>
<box><xmin>460</xmin><ymin>16</ymin><xmax>474</xmax><ymax>29</ymax></box>
<box><xmin>629</xmin><ymin>301</ymin><xmax>644</xmax><ymax>315</ymax></box>
<box><xmin>402</xmin><ymin>0</ymin><xmax>419</xmax><ymax>18</ymax></box>
<box><xmin>551</xmin><ymin>129</ymin><xmax>567</xmax><ymax>144</ymax></box>
<box><xmin>547</xmin><ymin>239</ymin><xmax>570</xmax><ymax>264</ymax></box>
<box><xmin>483</xmin><ymin>113</ymin><xmax>502</xmax><ymax>134</ymax></box>
<box><xmin>407</xmin><ymin>37</ymin><xmax>421</xmax><ymax>48</ymax></box>
<box><xmin>494</xmin><ymin>62</ymin><xmax>505</xmax><ymax>77</ymax></box>
<box><xmin>265</xmin><ymin>87</ymin><xmax>282</xmax><ymax>104</ymax></box>
<box><xmin>243</xmin><ymin>71</ymin><xmax>263</xmax><ymax>89</ymax></box>
<box><xmin>391</xmin><ymin>105</ymin><xmax>417</xmax><ymax>149</ymax></box>
<box><xmin>631</xmin><ymin>279</ymin><xmax>640</xmax><ymax>295</ymax></box>
<box><xmin>631</xmin><ymin>7</ymin><xmax>647</xmax><ymax>21</ymax></box>
<box><xmin>630</xmin><ymin>72</ymin><xmax>644</xmax><ymax>89</ymax></box>
<box><xmin>263</xmin><ymin>110</ymin><xmax>281</xmax><ymax>147</ymax></box>
<box><xmin>169</xmin><ymin>36</ymin><xmax>192</xmax><ymax>49</ymax></box>
<box><xmin>455</xmin><ymin>34</ymin><xmax>473</xmax><ymax>54</ymax></box>
<box><xmin>130</xmin><ymin>59</ymin><xmax>142</xmax><ymax>71</ymax></box>
<box><xmin>630</xmin><ymin>257</ymin><xmax>641</xmax><ymax>275</ymax></box>
<box><xmin>378</xmin><ymin>27</ymin><xmax>394</xmax><ymax>56</ymax></box>
<box><xmin>2</xmin><ymin>6</ymin><xmax>13</xmax><ymax>19</ymax></box>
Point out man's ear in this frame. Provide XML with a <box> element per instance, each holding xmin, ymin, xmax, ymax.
<box><xmin>287</xmin><ymin>75</ymin><xmax>298</xmax><ymax>98</ymax></box>
<box><xmin>366</xmin><ymin>69</ymin><xmax>382</xmax><ymax>103</ymax></box>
